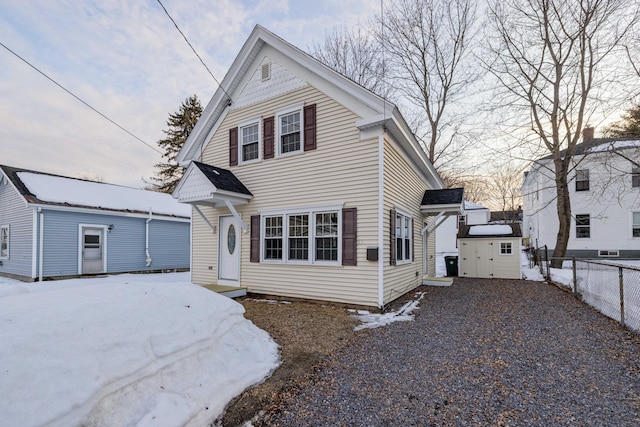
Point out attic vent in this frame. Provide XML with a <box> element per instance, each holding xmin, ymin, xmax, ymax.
<box><xmin>261</xmin><ymin>63</ymin><xmax>271</xmax><ymax>81</ymax></box>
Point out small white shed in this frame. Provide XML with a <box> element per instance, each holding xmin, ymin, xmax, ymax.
<box><xmin>458</xmin><ymin>224</ymin><xmax>522</xmax><ymax>279</ymax></box>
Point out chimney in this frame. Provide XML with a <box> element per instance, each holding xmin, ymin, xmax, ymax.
<box><xmin>582</xmin><ymin>126</ymin><xmax>594</xmax><ymax>142</ymax></box>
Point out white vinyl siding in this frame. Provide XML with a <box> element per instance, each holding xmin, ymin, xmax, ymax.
<box><xmin>196</xmin><ymin>85</ymin><xmax>380</xmax><ymax>306</ymax></box>
<box><xmin>383</xmin><ymin>137</ymin><xmax>431</xmax><ymax>304</ymax></box>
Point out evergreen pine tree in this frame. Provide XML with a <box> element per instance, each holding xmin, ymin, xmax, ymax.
<box><xmin>151</xmin><ymin>95</ymin><xmax>203</xmax><ymax>193</ymax></box>
<box><xmin>605</xmin><ymin>103</ymin><xmax>640</xmax><ymax>138</ymax></box>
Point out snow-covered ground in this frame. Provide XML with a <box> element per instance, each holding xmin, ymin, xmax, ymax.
<box><xmin>0</xmin><ymin>273</ymin><xmax>279</xmax><ymax>427</ymax></box>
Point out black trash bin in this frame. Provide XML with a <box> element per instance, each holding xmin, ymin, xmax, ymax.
<box><xmin>444</xmin><ymin>256</ymin><xmax>458</xmax><ymax>277</ymax></box>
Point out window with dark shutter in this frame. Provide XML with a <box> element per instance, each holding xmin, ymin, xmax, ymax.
<box><xmin>263</xmin><ymin>116</ymin><xmax>274</xmax><ymax>159</ymax></box>
<box><xmin>229</xmin><ymin>127</ymin><xmax>238</xmax><ymax>166</ymax></box>
<box><xmin>250</xmin><ymin>215</ymin><xmax>260</xmax><ymax>262</ymax></box>
<box><xmin>303</xmin><ymin>103</ymin><xmax>316</xmax><ymax>151</ymax></box>
<box><xmin>390</xmin><ymin>208</ymin><xmax>396</xmax><ymax>266</ymax></box>
<box><xmin>342</xmin><ymin>208</ymin><xmax>357</xmax><ymax>266</ymax></box>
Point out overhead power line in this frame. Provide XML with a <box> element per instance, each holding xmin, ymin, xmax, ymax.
<box><xmin>0</xmin><ymin>41</ymin><xmax>161</xmax><ymax>154</ymax></box>
<box><xmin>155</xmin><ymin>0</ymin><xmax>232</xmax><ymax>102</ymax></box>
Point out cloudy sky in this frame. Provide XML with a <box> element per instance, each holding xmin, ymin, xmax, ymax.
<box><xmin>0</xmin><ymin>0</ymin><xmax>379</xmax><ymax>188</ymax></box>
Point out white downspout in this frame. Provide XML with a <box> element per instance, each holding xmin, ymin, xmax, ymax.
<box><xmin>39</xmin><ymin>212</ymin><xmax>44</xmax><ymax>282</ymax></box>
<box><xmin>145</xmin><ymin>209</ymin><xmax>153</xmax><ymax>267</ymax></box>
<box><xmin>377</xmin><ymin>132</ymin><xmax>385</xmax><ymax>308</ymax></box>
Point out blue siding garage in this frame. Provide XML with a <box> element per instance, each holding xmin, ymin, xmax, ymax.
<box><xmin>0</xmin><ymin>165</ymin><xmax>191</xmax><ymax>281</ymax></box>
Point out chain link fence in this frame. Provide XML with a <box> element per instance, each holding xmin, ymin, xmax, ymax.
<box><xmin>529</xmin><ymin>246</ymin><xmax>640</xmax><ymax>332</ymax></box>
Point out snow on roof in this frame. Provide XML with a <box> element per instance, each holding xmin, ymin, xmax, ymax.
<box><xmin>468</xmin><ymin>224</ymin><xmax>514</xmax><ymax>236</ymax></box>
<box><xmin>17</xmin><ymin>172</ymin><xmax>191</xmax><ymax>218</ymax></box>
<box><xmin>463</xmin><ymin>200</ymin><xmax>488</xmax><ymax>210</ymax></box>
<box><xmin>587</xmin><ymin>139</ymin><xmax>640</xmax><ymax>153</ymax></box>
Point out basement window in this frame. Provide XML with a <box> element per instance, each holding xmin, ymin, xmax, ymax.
<box><xmin>598</xmin><ymin>250</ymin><xmax>619</xmax><ymax>257</ymax></box>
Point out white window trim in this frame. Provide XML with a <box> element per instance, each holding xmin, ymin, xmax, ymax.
<box><xmin>260</xmin><ymin>205</ymin><xmax>342</xmax><ymax>266</ymax></box>
<box><xmin>0</xmin><ymin>224</ymin><xmax>9</xmax><ymax>260</ymax></box>
<box><xmin>598</xmin><ymin>249</ymin><xmax>620</xmax><ymax>257</ymax></box>
<box><xmin>499</xmin><ymin>241</ymin><xmax>513</xmax><ymax>256</ymax></box>
<box><xmin>632</xmin><ymin>211</ymin><xmax>640</xmax><ymax>238</ymax></box>
<box><xmin>575</xmin><ymin>214</ymin><xmax>591</xmax><ymax>239</ymax></box>
<box><xmin>394</xmin><ymin>207</ymin><xmax>413</xmax><ymax>265</ymax></box>
<box><xmin>237</xmin><ymin>116</ymin><xmax>262</xmax><ymax>165</ymax></box>
<box><xmin>275</xmin><ymin>102</ymin><xmax>305</xmax><ymax>158</ymax></box>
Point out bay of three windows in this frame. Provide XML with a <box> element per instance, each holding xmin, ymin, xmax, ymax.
<box><xmin>263</xmin><ymin>210</ymin><xmax>339</xmax><ymax>264</ymax></box>
<box><xmin>239</xmin><ymin>105</ymin><xmax>303</xmax><ymax>164</ymax></box>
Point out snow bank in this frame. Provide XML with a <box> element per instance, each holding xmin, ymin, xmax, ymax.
<box><xmin>0</xmin><ymin>273</ymin><xmax>279</xmax><ymax>426</ymax></box>
<box><xmin>17</xmin><ymin>172</ymin><xmax>191</xmax><ymax>218</ymax></box>
<box><xmin>468</xmin><ymin>224</ymin><xmax>513</xmax><ymax>235</ymax></box>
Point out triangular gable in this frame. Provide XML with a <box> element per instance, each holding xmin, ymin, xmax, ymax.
<box><xmin>233</xmin><ymin>56</ymin><xmax>307</xmax><ymax>110</ymax></box>
<box><xmin>175</xmin><ymin>25</ymin><xmax>443</xmax><ymax>190</ymax></box>
<box><xmin>173</xmin><ymin>161</ymin><xmax>252</xmax><ymax>207</ymax></box>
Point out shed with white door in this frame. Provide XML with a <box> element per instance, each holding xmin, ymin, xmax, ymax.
<box><xmin>458</xmin><ymin>223</ymin><xmax>522</xmax><ymax>279</ymax></box>
<box><xmin>0</xmin><ymin>165</ymin><xmax>191</xmax><ymax>282</ymax></box>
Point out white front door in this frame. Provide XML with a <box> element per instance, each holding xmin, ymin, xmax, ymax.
<box><xmin>219</xmin><ymin>216</ymin><xmax>240</xmax><ymax>284</ymax></box>
<box><xmin>82</xmin><ymin>227</ymin><xmax>104</xmax><ymax>274</ymax></box>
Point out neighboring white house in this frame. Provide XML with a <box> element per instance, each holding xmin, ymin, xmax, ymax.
<box><xmin>172</xmin><ymin>25</ymin><xmax>462</xmax><ymax>308</ymax></box>
<box><xmin>522</xmin><ymin>130</ymin><xmax>640</xmax><ymax>258</ymax></box>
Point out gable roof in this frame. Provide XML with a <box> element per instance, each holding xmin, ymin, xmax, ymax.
<box><xmin>172</xmin><ymin>161</ymin><xmax>252</xmax><ymax>207</ymax></box>
<box><xmin>0</xmin><ymin>165</ymin><xmax>191</xmax><ymax>218</ymax></box>
<box><xmin>176</xmin><ymin>25</ymin><xmax>443</xmax><ymax>189</ymax></box>
<box><xmin>539</xmin><ymin>137</ymin><xmax>640</xmax><ymax>161</ymax></box>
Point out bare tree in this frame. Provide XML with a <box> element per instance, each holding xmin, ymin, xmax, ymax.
<box><xmin>484</xmin><ymin>163</ymin><xmax>524</xmax><ymax>214</ymax></box>
<box><xmin>485</xmin><ymin>0</ymin><xmax>639</xmax><ymax>267</ymax></box>
<box><xmin>311</xmin><ymin>26</ymin><xmax>389</xmax><ymax>98</ymax></box>
<box><xmin>378</xmin><ymin>0</ymin><xmax>478</xmax><ymax>167</ymax></box>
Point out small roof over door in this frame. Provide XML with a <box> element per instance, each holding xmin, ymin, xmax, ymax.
<box><xmin>420</xmin><ymin>188</ymin><xmax>464</xmax><ymax>216</ymax></box>
<box><xmin>172</xmin><ymin>161</ymin><xmax>252</xmax><ymax>207</ymax></box>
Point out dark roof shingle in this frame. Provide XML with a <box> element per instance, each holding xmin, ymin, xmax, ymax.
<box><xmin>421</xmin><ymin>188</ymin><xmax>464</xmax><ymax>206</ymax></box>
<box><xmin>193</xmin><ymin>161</ymin><xmax>252</xmax><ymax>196</ymax></box>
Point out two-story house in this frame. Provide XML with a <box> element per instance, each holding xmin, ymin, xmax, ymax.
<box><xmin>173</xmin><ymin>26</ymin><xmax>463</xmax><ymax>308</ymax></box>
<box><xmin>522</xmin><ymin>127</ymin><xmax>640</xmax><ymax>258</ymax></box>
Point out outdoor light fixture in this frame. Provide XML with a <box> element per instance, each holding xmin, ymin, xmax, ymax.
<box><xmin>108</xmin><ymin>224</ymin><xmax>114</xmax><ymax>232</ymax></box>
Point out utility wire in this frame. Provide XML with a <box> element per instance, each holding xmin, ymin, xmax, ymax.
<box><xmin>0</xmin><ymin>41</ymin><xmax>162</xmax><ymax>154</ymax></box>
<box><xmin>155</xmin><ymin>0</ymin><xmax>232</xmax><ymax>102</ymax></box>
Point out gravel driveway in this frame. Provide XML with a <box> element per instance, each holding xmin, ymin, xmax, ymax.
<box><xmin>259</xmin><ymin>278</ymin><xmax>640</xmax><ymax>426</ymax></box>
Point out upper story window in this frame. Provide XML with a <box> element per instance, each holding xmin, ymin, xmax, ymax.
<box><xmin>276</xmin><ymin>103</ymin><xmax>304</xmax><ymax>156</ymax></box>
<box><xmin>0</xmin><ymin>225</ymin><xmax>9</xmax><ymax>259</ymax></box>
<box><xmin>632</xmin><ymin>165</ymin><xmax>640</xmax><ymax>188</ymax></box>
<box><xmin>633</xmin><ymin>212</ymin><xmax>640</xmax><ymax>238</ymax></box>
<box><xmin>575</xmin><ymin>214</ymin><xmax>590</xmax><ymax>238</ymax></box>
<box><xmin>238</xmin><ymin>118</ymin><xmax>261</xmax><ymax>164</ymax></box>
<box><xmin>576</xmin><ymin>169</ymin><xmax>589</xmax><ymax>192</ymax></box>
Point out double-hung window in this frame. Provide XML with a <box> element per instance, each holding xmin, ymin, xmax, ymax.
<box><xmin>575</xmin><ymin>214</ymin><xmax>590</xmax><ymax>238</ymax></box>
<box><xmin>276</xmin><ymin>104</ymin><xmax>303</xmax><ymax>156</ymax></box>
<box><xmin>264</xmin><ymin>216</ymin><xmax>283</xmax><ymax>260</ymax></box>
<box><xmin>632</xmin><ymin>165</ymin><xmax>640</xmax><ymax>188</ymax></box>
<box><xmin>0</xmin><ymin>225</ymin><xmax>8</xmax><ymax>259</ymax></box>
<box><xmin>633</xmin><ymin>212</ymin><xmax>640</xmax><ymax>238</ymax></box>
<box><xmin>575</xmin><ymin>169</ymin><xmax>589</xmax><ymax>191</ymax></box>
<box><xmin>262</xmin><ymin>207</ymin><xmax>341</xmax><ymax>264</ymax></box>
<box><xmin>239</xmin><ymin>118</ymin><xmax>260</xmax><ymax>164</ymax></box>
<box><xmin>395</xmin><ymin>212</ymin><xmax>412</xmax><ymax>263</ymax></box>
<box><xmin>315</xmin><ymin>212</ymin><xmax>338</xmax><ymax>261</ymax></box>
